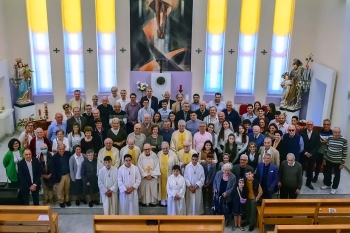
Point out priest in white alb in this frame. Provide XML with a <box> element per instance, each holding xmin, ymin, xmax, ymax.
<box><xmin>167</xmin><ymin>165</ymin><xmax>186</xmax><ymax>215</ymax></box>
<box><xmin>120</xmin><ymin>137</ymin><xmax>141</xmax><ymax>165</ymax></box>
<box><xmin>177</xmin><ymin>140</ymin><xmax>197</xmax><ymax>174</ymax></box>
<box><xmin>118</xmin><ymin>154</ymin><xmax>141</xmax><ymax>215</ymax></box>
<box><xmin>98</xmin><ymin>156</ymin><xmax>119</xmax><ymax>215</ymax></box>
<box><xmin>170</xmin><ymin>120</ymin><xmax>192</xmax><ymax>152</ymax></box>
<box><xmin>157</xmin><ymin>142</ymin><xmax>179</xmax><ymax>206</ymax></box>
<box><xmin>97</xmin><ymin>138</ymin><xmax>120</xmax><ymax>171</ymax></box>
<box><xmin>184</xmin><ymin>153</ymin><xmax>205</xmax><ymax>215</ymax></box>
<box><xmin>137</xmin><ymin>143</ymin><xmax>161</xmax><ymax>206</ymax></box>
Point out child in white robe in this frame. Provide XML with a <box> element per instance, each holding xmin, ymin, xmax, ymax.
<box><xmin>166</xmin><ymin>165</ymin><xmax>186</xmax><ymax>215</ymax></box>
<box><xmin>98</xmin><ymin>156</ymin><xmax>119</xmax><ymax>215</ymax></box>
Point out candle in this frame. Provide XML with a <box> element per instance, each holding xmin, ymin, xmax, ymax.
<box><xmin>44</xmin><ymin>102</ymin><xmax>47</xmax><ymax>108</ymax></box>
<box><xmin>185</xmin><ymin>94</ymin><xmax>189</xmax><ymax>101</ymax></box>
<box><xmin>179</xmin><ymin>85</ymin><xmax>183</xmax><ymax>91</ymax></box>
<box><xmin>38</xmin><ymin>109</ymin><xmax>42</xmax><ymax>115</ymax></box>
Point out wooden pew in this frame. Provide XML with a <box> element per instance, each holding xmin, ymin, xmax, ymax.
<box><xmin>316</xmin><ymin>199</ymin><xmax>350</xmax><ymax>224</ymax></box>
<box><xmin>268</xmin><ymin>224</ymin><xmax>350</xmax><ymax>233</ymax></box>
<box><xmin>93</xmin><ymin>215</ymin><xmax>225</xmax><ymax>233</ymax></box>
<box><xmin>0</xmin><ymin>205</ymin><xmax>58</xmax><ymax>233</ymax></box>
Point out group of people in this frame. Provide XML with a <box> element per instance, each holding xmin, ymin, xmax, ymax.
<box><xmin>2</xmin><ymin>86</ymin><xmax>348</xmax><ymax>232</ymax></box>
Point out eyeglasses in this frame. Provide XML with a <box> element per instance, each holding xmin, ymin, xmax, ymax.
<box><xmin>288</xmin><ymin>129</ymin><xmax>295</xmax><ymax>132</ymax></box>
<box><xmin>240</xmin><ymin>159</ymin><xmax>248</xmax><ymax>161</ymax></box>
<box><xmin>144</xmin><ymin>149</ymin><xmax>151</xmax><ymax>151</ymax></box>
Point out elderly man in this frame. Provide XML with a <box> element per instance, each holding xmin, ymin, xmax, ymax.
<box><xmin>193</xmin><ymin>122</ymin><xmax>212</xmax><ymax>152</ymax></box>
<box><xmin>195</xmin><ymin>101</ymin><xmax>209</xmax><ymax>121</ymax></box>
<box><xmin>51</xmin><ymin>143</ymin><xmax>71</xmax><ymax>208</ymax></box>
<box><xmin>276</xmin><ymin>114</ymin><xmax>289</xmax><ymax>134</ymax></box>
<box><xmin>29</xmin><ymin>127</ymin><xmax>52</xmax><ymax>157</ymax></box>
<box><xmin>207</xmin><ymin>92</ymin><xmax>226</xmax><ymax>112</ymax></box>
<box><xmin>232</xmin><ymin>154</ymin><xmax>254</xmax><ymax>180</ymax></box>
<box><xmin>138</xmin><ymin>99</ymin><xmax>155</xmax><ymax>123</ymax></box>
<box><xmin>116</xmin><ymin>89</ymin><xmax>130</xmax><ymax>111</ymax></box>
<box><xmin>321</xmin><ymin>127</ymin><xmax>348</xmax><ymax>194</ymax></box>
<box><xmin>125</xmin><ymin>93</ymin><xmax>141</xmax><ymax>134</ymax></box>
<box><xmin>175</xmin><ymin>102</ymin><xmax>191</xmax><ymax>123</ymax></box>
<box><xmin>120</xmin><ymin>137</ymin><xmax>141</xmax><ymax>165</ymax></box>
<box><xmin>108</xmin><ymin>86</ymin><xmax>121</xmax><ymax>107</ymax></box>
<box><xmin>170</xmin><ymin>120</ymin><xmax>193</xmax><ymax>152</ymax></box>
<box><xmin>47</xmin><ymin>113</ymin><xmax>67</xmax><ymax>141</ymax></box>
<box><xmin>158</xmin><ymin>100</ymin><xmax>172</xmax><ymax>121</ymax></box>
<box><xmin>171</xmin><ymin>93</ymin><xmax>184</xmax><ymax>113</ymax></box>
<box><xmin>159</xmin><ymin>119</ymin><xmax>175</xmax><ymax>144</ymax></box>
<box><xmin>186</xmin><ymin>112</ymin><xmax>201</xmax><ymax>136</ymax></box>
<box><xmin>242</xmin><ymin>104</ymin><xmax>257</xmax><ymax>123</ymax></box>
<box><xmin>178</xmin><ymin>140</ymin><xmax>197</xmax><ymax>172</ymax></box>
<box><xmin>140</xmin><ymin>114</ymin><xmax>155</xmax><ymax>137</ymax></box>
<box><xmin>91</xmin><ymin>95</ymin><xmax>99</xmax><ymax>111</ymax></box>
<box><xmin>127</xmin><ymin>123</ymin><xmax>147</xmax><ymax>150</ymax></box>
<box><xmin>190</xmin><ymin>94</ymin><xmax>200</xmax><ymax>111</ymax></box>
<box><xmin>203</xmin><ymin>106</ymin><xmax>219</xmax><ymax>125</ymax></box>
<box><xmin>69</xmin><ymin>89</ymin><xmax>86</xmax><ymax>113</ymax></box>
<box><xmin>278</xmin><ymin>153</ymin><xmax>302</xmax><ymax>199</ymax></box>
<box><xmin>300</xmin><ymin>120</ymin><xmax>320</xmax><ymax>190</ymax></box>
<box><xmin>222</xmin><ymin>101</ymin><xmax>240</xmax><ymax>131</ymax></box>
<box><xmin>252</xmin><ymin>108</ymin><xmax>270</xmax><ymax>126</ymax></box>
<box><xmin>38</xmin><ymin>143</ymin><xmax>54</xmax><ymax>205</ymax></box>
<box><xmin>258</xmin><ymin>137</ymin><xmax>280</xmax><ymax>166</ymax></box>
<box><xmin>67</xmin><ymin>107</ymin><xmax>87</xmax><ymax>134</ymax></box>
<box><xmin>140</xmin><ymin>87</ymin><xmax>159</xmax><ymax>111</ymax></box>
<box><xmin>137</xmin><ymin>143</ymin><xmax>161</xmax><ymax>206</ymax></box>
<box><xmin>98</xmin><ymin>96</ymin><xmax>113</xmax><ymax>123</ymax></box>
<box><xmin>157</xmin><ymin>142</ymin><xmax>179</xmax><ymax>206</ymax></box>
<box><xmin>82</xmin><ymin>104</ymin><xmax>94</xmax><ymax>123</ymax></box>
<box><xmin>88</xmin><ymin>109</ymin><xmax>110</xmax><ymax>130</ymax></box>
<box><xmin>97</xmin><ymin>138</ymin><xmax>120</xmax><ymax>171</ymax></box>
<box><xmin>281</xmin><ymin>125</ymin><xmax>304</xmax><ymax>161</ymax></box>
<box><xmin>158</xmin><ymin>91</ymin><xmax>175</xmax><ymax>109</ymax></box>
<box><xmin>109</xmin><ymin>102</ymin><xmax>127</xmax><ymax>130</ymax></box>
<box><xmin>214</xmin><ymin>112</ymin><xmax>233</xmax><ymax>134</ymax></box>
<box><xmin>248</xmin><ymin>125</ymin><xmax>265</xmax><ymax>149</ymax></box>
<box><xmin>255</xmin><ymin>153</ymin><xmax>278</xmax><ymax>199</ymax></box>
<box><xmin>107</xmin><ymin>118</ymin><xmax>127</xmax><ymax>151</ymax></box>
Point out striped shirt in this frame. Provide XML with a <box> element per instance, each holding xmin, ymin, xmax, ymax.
<box><xmin>324</xmin><ymin>136</ymin><xmax>348</xmax><ymax>164</ymax></box>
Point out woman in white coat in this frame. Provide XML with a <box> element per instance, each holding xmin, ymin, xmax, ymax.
<box><xmin>166</xmin><ymin>165</ymin><xmax>186</xmax><ymax>215</ymax></box>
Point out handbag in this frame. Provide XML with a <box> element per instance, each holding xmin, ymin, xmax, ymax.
<box><xmin>237</xmin><ymin>187</ymin><xmax>247</xmax><ymax>204</ymax></box>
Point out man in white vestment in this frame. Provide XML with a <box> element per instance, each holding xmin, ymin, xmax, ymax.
<box><xmin>98</xmin><ymin>156</ymin><xmax>119</xmax><ymax>215</ymax></box>
<box><xmin>118</xmin><ymin>154</ymin><xmax>141</xmax><ymax>215</ymax></box>
<box><xmin>157</xmin><ymin>142</ymin><xmax>179</xmax><ymax>206</ymax></box>
<box><xmin>177</xmin><ymin>140</ymin><xmax>197</xmax><ymax>174</ymax></box>
<box><xmin>97</xmin><ymin>138</ymin><xmax>120</xmax><ymax>171</ymax></box>
<box><xmin>120</xmin><ymin>137</ymin><xmax>141</xmax><ymax>165</ymax></box>
<box><xmin>184</xmin><ymin>153</ymin><xmax>205</xmax><ymax>215</ymax></box>
<box><xmin>167</xmin><ymin>165</ymin><xmax>186</xmax><ymax>215</ymax></box>
<box><xmin>170</xmin><ymin>120</ymin><xmax>192</xmax><ymax>152</ymax></box>
<box><xmin>137</xmin><ymin>143</ymin><xmax>161</xmax><ymax>206</ymax></box>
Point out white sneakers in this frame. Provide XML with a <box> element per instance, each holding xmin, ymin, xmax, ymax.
<box><xmin>321</xmin><ymin>185</ymin><xmax>337</xmax><ymax>194</ymax></box>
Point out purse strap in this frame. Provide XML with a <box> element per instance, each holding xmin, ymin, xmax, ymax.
<box><xmin>237</xmin><ymin>187</ymin><xmax>243</xmax><ymax>199</ymax></box>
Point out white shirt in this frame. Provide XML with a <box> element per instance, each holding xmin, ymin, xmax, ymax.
<box><xmin>307</xmin><ymin>130</ymin><xmax>312</xmax><ymax>139</ymax></box>
<box><xmin>117</xmin><ymin>98</ymin><xmax>131</xmax><ymax>111</ymax></box>
<box><xmin>13</xmin><ymin>151</ymin><xmax>22</xmax><ymax>171</ymax></box>
<box><xmin>74</xmin><ymin>154</ymin><xmax>84</xmax><ymax>179</ymax></box>
<box><xmin>26</xmin><ymin>159</ymin><xmax>33</xmax><ymax>183</ymax></box>
<box><xmin>207</xmin><ymin>100</ymin><xmax>226</xmax><ymax>112</ymax></box>
<box><xmin>278</xmin><ymin>122</ymin><xmax>289</xmax><ymax>134</ymax></box>
<box><xmin>35</xmin><ymin>138</ymin><xmax>45</xmax><ymax>155</ymax></box>
<box><xmin>108</xmin><ymin>94</ymin><xmax>121</xmax><ymax>106</ymax></box>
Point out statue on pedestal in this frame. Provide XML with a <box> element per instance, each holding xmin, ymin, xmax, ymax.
<box><xmin>11</xmin><ymin>58</ymin><xmax>33</xmax><ymax>105</ymax></box>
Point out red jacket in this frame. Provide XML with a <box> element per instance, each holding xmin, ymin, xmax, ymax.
<box><xmin>29</xmin><ymin>137</ymin><xmax>52</xmax><ymax>156</ymax></box>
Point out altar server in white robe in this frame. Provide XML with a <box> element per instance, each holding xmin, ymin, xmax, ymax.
<box><xmin>98</xmin><ymin>156</ymin><xmax>119</xmax><ymax>215</ymax></box>
<box><xmin>118</xmin><ymin>154</ymin><xmax>141</xmax><ymax>215</ymax></box>
<box><xmin>157</xmin><ymin>142</ymin><xmax>179</xmax><ymax>206</ymax></box>
<box><xmin>177</xmin><ymin>140</ymin><xmax>197</xmax><ymax>174</ymax></box>
<box><xmin>120</xmin><ymin>137</ymin><xmax>141</xmax><ymax>165</ymax></box>
<box><xmin>97</xmin><ymin>138</ymin><xmax>120</xmax><ymax>171</ymax></box>
<box><xmin>167</xmin><ymin>165</ymin><xmax>186</xmax><ymax>215</ymax></box>
<box><xmin>137</xmin><ymin>143</ymin><xmax>161</xmax><ymax>206</ymax></box>
<box><xmin>184</xmin><ymin>153</ymin><xmax>205</xmax><ymax>215</ymax></box>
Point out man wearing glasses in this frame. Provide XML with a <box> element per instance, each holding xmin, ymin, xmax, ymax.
<box><xmin>281</xmin><ymin>125</ymin><xmax>304</xmax><ymax>162</ymax></box>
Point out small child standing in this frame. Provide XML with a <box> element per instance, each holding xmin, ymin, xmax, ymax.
<box><xmin>201</xmin><ymin>153</ymin><xmax>216</xmax><ymax>208</ymax></box>
<box><xmin>218</xmin><ymin>153</ymin><xmax>233</xmax><ymax>171</ymax></box>
<box><xmin>232</xmin><ymin>178</ymin><xmax>247</xmax><ymax>231</ymax></box>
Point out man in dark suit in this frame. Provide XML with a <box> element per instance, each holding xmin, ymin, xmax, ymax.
<box><xmin>255</xmin><ymin>153</ymin><xmax>278</xmax><ymax>199</ymax></box>
<box><xmin>300</xmin><ymin>120</ymin><xmax>320</xmax><ymax>190</ymax></box>
<box><xmin>67</xmin><ymin>107</ymin><xmax>87</xmax><ymax>134</ymax></box>
<box><xmin>175</xmin><ymin>102</ymin><xmax>191</xmax><ymax>124</ymax></box>
<box><xmin>158</xmin><ymin>91</ymin><xmax>175</xmax><ymax>109</ymax></box>
<box><xmin>18</xmin><ymin>148</ymin><xmax>41</xmax><ymax>205</ymax></box>
<box><xmin>140</xmin><ymin>87</ymin><xmax>158</xmax><ymax>112</ymax></box>
<box><xmin>195</xmin><ymin>101</ymin><xmax>209</xmax><ymax>121</ymax></box>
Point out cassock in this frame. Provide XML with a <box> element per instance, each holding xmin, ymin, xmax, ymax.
<box><xmin>157</xmin><ymin>150</ymin><xmax>179</xmax><ymax>204</ymax></box>
<box><xmin>184</xmin><ymin>162</ymin><xmax>205</xmax><ymax>215</ymax></box>
<box><xmin>177</xmin><ymin>149</ymin><xmax>197</xmax><ymax>173</ymax></box>
<box><xmin>120</xmin><ymin>145</ymin><xmax>141</xmax><ymax>165</ymax></box>
<box><xmin>117</xmin><ymin>164</ymin><xmax>141</xmax><ymax>215</ymax></box>
<box><xmin>167</xmin><ymin>174</ymin><xmax>186</xmax><ymax>215</ymax></box>
<box><xmin>137</xmin><ymin>152</ymin><xmax>161</xmax><ymax>205</ymax></box>
<box><xmin>98</xmin><ymin>166</ymin><xmax>119</xmax><ymax>215</ymax></box>
<box><xmin>97</xmin><ymin>147</ymin><xmax>120</xmax><ymax>171</ymax></box>
<box><xmin>170</xmin><ymin>130</ymin><xmax>192</xmax><ymax>152</ymax></box>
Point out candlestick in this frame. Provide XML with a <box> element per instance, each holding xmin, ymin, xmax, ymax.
<box><xmin>179</xmin><ymin>85</ymin><xmax>183</xmax><ymax>91</ymax></box>
<box><xmin>38</xmin><ymin>109</ymin><xmax>42</xmax><ymax>116</ymax></box>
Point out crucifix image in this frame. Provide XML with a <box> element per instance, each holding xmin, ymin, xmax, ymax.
<box><xmin>145</xmin><ymin>166</ymin><xmax>153</xmax><ymax>174</ymax></box>
<box><xmin>156</xmin><ymin>59</ymin><xmax>166</xmax><ymax>73</ymax></box>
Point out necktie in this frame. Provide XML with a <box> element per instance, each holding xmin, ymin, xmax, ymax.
<box><xmin>179</xmin><ymin>102</ymin><xmax>182</xmax><ymax>111</ymax></box>
<box><xmin>76</xmin><ymin>118</ymin><xmax>81</xmax><ymax>127</ymax></box>
<box><xmin>184</xmin><ymin>112</ymin><xmax>187</xmax><ymax>121</ymax></box>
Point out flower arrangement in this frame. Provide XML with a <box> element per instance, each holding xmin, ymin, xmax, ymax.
<box><xmin>17</xmin><ymin>114</ymin><xmax>35</xmax><ymax>129</ymax></box>
<box><xmin>136</xmin><ymin>81</ymin><xmax>148</xmax><ymax>95</ymax></box>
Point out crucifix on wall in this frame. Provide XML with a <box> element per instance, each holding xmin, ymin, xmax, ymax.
<box><xmin>156</xmin><ymin>59</ymin><xmax>166</xmax><ymax>73</ymax></box>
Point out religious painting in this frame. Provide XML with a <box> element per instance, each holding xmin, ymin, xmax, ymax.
<box><xmin>130</xmin><ymin>0</ymin><xmax>193</xmax><ymax>71</ymax></box>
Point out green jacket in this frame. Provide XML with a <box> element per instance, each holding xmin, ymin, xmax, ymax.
<box><xmin>2</xmin><ymin>148</ymin><xmax>24</xmax><ymax>182</ymax></box>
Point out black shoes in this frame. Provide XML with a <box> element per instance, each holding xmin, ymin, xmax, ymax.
<box><xmin>311</xmin><ymin>176</ymin><xmax>318</xmax><ymax>183</ymax></box>
<box><xmin>65</xmin><ymin>201</ymin><xmax>71</xmax><ymax>207</ymax></box>
<box><xmin>248</xmin><ymin>225</ymin><xmax>254</xmax><ymax>231</ymax></box>
<box><xmin>82</xmin><ymin>199</ymin><xmax>87</xmax><ymax>204</ymax></box>
<box><xmin>59</xmin><ymin>203</ymin><xmax>65</xmax><ymax>208</ymax></box>
<box><xmin>306</xmin><ymin>184</ymin><xmax>314</xmax><ymax>190</ymax></box>
<box><xmin>76</xmin><ymin>200</ymin><xmax>80</xmax><ymax>206</ymax></box>
<box><xmin>241</xmin><ymin>222</ymin><xmax>249</xmax><ymax>227</ymax></box>
<box><xmin>89</xmin><ymin>202</ymin><xmax>93</xmax><ymax>208</ymax></box>
<box><xmin>93</xmin><ymin>200</ymin><xmax>100</xmax><ymax>205</ymax></box>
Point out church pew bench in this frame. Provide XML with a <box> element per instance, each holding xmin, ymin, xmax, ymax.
<box><xmin>316</xmin><ymin>199</ymin><xmax>350</xmax><ymax>224</ymax></box>
<box><xmin>93</xmin><ymin>215</ymin><xmax>225</xmax><ymax>233</ymax></box>
<box><xmin>0</xmin><ymin>205</ymin><xmax>58</xmax><ymax>233</ymax></box>
<box><xmin>270</xmin><ymin>224</ymin><xmax>350</xmax><ymax>233</ymax></box>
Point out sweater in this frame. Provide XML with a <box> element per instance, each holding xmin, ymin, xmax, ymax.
<box><xmin>278</xmin><ymin>160</ymin><xmax>302</xmax><ymax>189</ymax></box>
<box><xmin>2</xmin><ymin>148</ymin><xmax>24</xmax><ymax>182</ymax></box>
<box><xmin>324</xmin><ymin>136</ymin><xmax>348</xmax><ymax>165</ymax></box>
